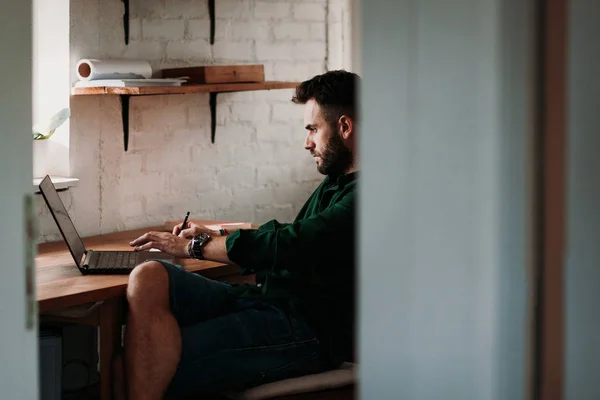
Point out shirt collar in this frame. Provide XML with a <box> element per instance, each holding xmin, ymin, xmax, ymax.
<box><xmin>333</xmin><ymin>171</ymin><xmax>358</xmax><ymax>188</ymax></box>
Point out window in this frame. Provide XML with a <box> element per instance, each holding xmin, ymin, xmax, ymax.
<box><xmin>32</xmin><ymin>0</ymin><xmax>70</xmax><ymax>179</ymax></box>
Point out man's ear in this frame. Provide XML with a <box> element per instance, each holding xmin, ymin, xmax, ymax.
<box><xmin>338</xmin><ymin>115</ymin><xmax>353</xmax><ymax>140</ymax></box>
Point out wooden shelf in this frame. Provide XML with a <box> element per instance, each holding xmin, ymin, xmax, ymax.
<box><xmin>71</xmin><ymin>81</ymin><xmax>299</xmax><ymax>96</ymax></box>
<box><xmin>71</xmin><ymin>81</ymin><xmax>300</xmax><ymax>150</ymax></box>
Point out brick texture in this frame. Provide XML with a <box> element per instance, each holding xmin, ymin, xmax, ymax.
<box><xmin>292</xmin><ymin>3</ymin><xmax>327</xmax><ymax>21</ymax></box>
<box><xmin>36</xmin><ymin>0</ymin><xmax>350</xmax><ymax>242</ymax></box>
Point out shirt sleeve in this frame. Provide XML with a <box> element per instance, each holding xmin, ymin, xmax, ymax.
<box><xmin>255</xmin><ymin>219</ymin><xmax>290</xmax><ymax>233</ymax></box>
<box><xmin>225</xmin><ymin>192</ymin><xmax>354</xmax><ymax>274</ymax></box>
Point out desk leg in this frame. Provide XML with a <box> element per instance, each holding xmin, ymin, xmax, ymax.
<box><xmin>99</xmin><ymin>298</ymin><xmax>123</xmax><ymax>400</ymax></box>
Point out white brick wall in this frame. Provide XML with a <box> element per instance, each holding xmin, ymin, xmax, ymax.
<box><xmin>292</xmin><ymin>3</ymin><xmax>327</xmax><ymax>21</ymax></box>
<box><xmin>255</xmin><ymin>42</ymin><xmax>293</xmax><ymax>61</ymax></box>
<box><xmin>36</xmin><ymin>0</ymin><xmax>350</xmax><ymax>242</ymax></box>
<box><xmin>165</xmin><ymin>39</ymin><xmax>211</xmax><ymax>60</ymax></box>
<box><xmin>216</xmin><ymin>0</ymin><xmax>253</xmax><ymax>19</ymax></box>
<box><xmin>273</xmin><ymin>22</ymin><xmax>311</xmax><ymax>40</ymax></box>
<box><xmin>143</xmin><ymin>19</ymin><xmax>185</xmax><ymax>40</ymax></box>
<box><xmin>231</xmin><ymin>21</ymin><xmax>271</xmax><ymax>41</ymax></box>
<box><xmin>162</xmin><ymin>0</ymin><xmax>208</xmax><ymax>19</ymax></box>
<box><xmin>254</xmin><ymin>2</ymin><xmax>292</xmax><ymax>20</ymax></box>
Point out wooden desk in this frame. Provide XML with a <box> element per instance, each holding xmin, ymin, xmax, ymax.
<box><xmin>36</xmin><ymin>224</ymin><xmax>238</xmax><ymax>400</ymax></box>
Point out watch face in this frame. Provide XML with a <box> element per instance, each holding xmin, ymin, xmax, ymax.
<box><xmin>199</xmin><ymin>233</ymin><xmax>210</xmax><ymax>241</ymax></box>
<box><xmin>192</xmin><ymin>234</ymin><xmax>207</xmax><ymax>260</ymax></box>
<box><xmin>192</xmin><ymin>233</ymin><xmax>212</xmax><ymax>260</ymax></box>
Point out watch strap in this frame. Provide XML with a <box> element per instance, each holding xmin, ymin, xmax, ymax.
<box><xmin>187</xmin><ymin>240</ymin><xmax>195</xmax><ymax>259</ymax></box>
<box><xmin>191</xmin><ymin>233</ymin><xmax>211</xmax><ymax>260</ymax></box>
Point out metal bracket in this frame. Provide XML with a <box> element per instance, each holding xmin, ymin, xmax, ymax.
<box><xmin>122</xmin><ymin>0</ymin><xmax>130</xmax><ymax>45</ymax></box>
<box><xmin>120</xmin><ymin>95</ymin><xmax>131</xmax><ymax>151</ymax></box>
<box><xmin>209</xmin><ymin>92</ymin><xmax>218</xmax><ymax>144</ymax></box>
<box><xmin>208</xmin><ymin>0</ymin><xmax>215</xmax><ymax>45</ymax></box>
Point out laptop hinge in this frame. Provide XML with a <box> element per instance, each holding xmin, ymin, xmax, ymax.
<box><xmin>80</xmin><ymin>252</ymin><xmax>89</xmax><ymax>268</ymax></box>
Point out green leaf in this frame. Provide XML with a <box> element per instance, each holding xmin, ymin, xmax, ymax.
<box><xmin>32</xmin><ymin>108</ymin><xmax>70</xmax><ymax>140</ymax></box>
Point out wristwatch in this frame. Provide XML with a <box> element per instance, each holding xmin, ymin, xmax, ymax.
<box><xmin>188</xmin><ymin>232</ymin><xmax>212</xmax><ymax>260</ymax></box>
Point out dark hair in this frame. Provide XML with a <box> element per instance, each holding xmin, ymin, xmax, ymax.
<box><xmin>292</xmin><ymin>70</ymin><xmax>360</xmax><ymax>126</ymax></box>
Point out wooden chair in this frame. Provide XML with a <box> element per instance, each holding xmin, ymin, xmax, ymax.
<box><xmin>223</xmin><ymin>362</ymin><xmax>356</xmax><ymax>400</ymax></box>
<box><xmin>179</xmin><ymin>364</ymin><xmax>357</xmax><ymax>399</ymax></box>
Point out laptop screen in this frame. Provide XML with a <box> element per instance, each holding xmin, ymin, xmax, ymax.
<box><xmin>39</xmin><ymin>176</ymin><xmax>86</xmax><ymax>267</ymax></box>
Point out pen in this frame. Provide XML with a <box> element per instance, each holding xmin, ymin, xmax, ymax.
<box><xmin>180</xmin><ymin>211</ymin><xmax>190</xmax><ymax>234</ymax></box>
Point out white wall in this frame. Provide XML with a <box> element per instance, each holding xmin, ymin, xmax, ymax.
<box><xmin>35</xmin><ymin>0</ymin><xmax>350</xmax><ymax>242</ymax></box>
<box><xmin>359</xmin><ymin>0</ymin><xmax>531</xmax><ymax>398</ymax></box>
<box><xmin>565</xmin><ymin>2</ymin><xmax>600</xmax><ymax>399</ymax></box>
<box><xmin>0</xmin><ymin>0</ymin><xmax>39</xmax><ymax>397</ymax></box>
<box><xmin>327</xmin><ymin>0</ymin><xmax>353</xmax><ymax>71</ymax></box>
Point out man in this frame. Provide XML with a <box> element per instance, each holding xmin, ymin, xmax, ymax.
<box><xmin>124</xmin><ymin>70</ymin><xmax>359</xmax><ymax>399</ymax></box>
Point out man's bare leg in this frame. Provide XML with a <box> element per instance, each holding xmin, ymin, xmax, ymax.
<box><xmin>125</xmin><ymin>261</ymin><xmax>181</xmax><ymax>400</ymax></box>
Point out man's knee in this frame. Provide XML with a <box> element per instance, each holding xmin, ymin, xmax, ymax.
<box><xmin>127</xmin><ymin>261</ymin><xmax>169</xmax><ymax>307</ymax></box>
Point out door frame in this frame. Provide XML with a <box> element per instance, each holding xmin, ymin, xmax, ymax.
<box><xmin>534</xmin><ymin>0</ymin><xmax>568</xmax><ymax>399</ymax></box>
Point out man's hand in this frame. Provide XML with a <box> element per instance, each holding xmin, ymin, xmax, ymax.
<box><xmin>172</xmin><ymin>222</ymin><xmax>217</xmax><ymax>238</ymax></box>
<box><xmin>130</xmin><ymin>231</ymin><xmax>190</xmax><ymax>258</ymax></box>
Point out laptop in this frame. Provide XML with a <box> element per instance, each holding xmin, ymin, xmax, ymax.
<box><xmin>39</xmin><ymin>175</ymin><xmax>174</xmax><ymax>274</ymax></box>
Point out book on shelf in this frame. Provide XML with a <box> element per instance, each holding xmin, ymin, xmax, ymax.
<box><xmin>73</xmin><ymin>78</ymin><xmax>186</xmax><ymax>88</ymax></box>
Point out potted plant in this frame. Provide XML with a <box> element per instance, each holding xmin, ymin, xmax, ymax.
<box><xmin>32</xmin><ymin>108</ymin><xmax>70</xmax><ymax>178</ymax></box>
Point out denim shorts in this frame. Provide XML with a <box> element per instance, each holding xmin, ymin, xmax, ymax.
<box><xmin>155</xmin><ymin>261</ymin><xmax>327</xmax><ymax>398</ymax></box>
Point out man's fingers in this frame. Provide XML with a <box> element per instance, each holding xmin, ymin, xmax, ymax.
<box><xmin>130</xmin><ymin>232</ymin><xmax>158</xmax><ymax>246</ymax></box>
<box><xmin>173</xmin><ymin>221</ymin><xmax>190</xmax><ymax>234</ymax></box>
<box><xmin>179</xmin><ymin>227</ymin><xmax>195</xmax><ymax>238</ymax></box>
<box><xmin>134</xmin><ymin>242</ymin><xmax>155</xmax><ymax>252</ymax></box>
<box><xmin>129</xmin><ymin>233</ymin><xmax>147</xmax><ymax>246</ymax></box>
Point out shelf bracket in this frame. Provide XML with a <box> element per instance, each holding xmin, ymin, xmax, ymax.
<box><xmin>120</xmin><ymin>95</ymin><xmax>131</xmax><ymax>151</ymax></box>
<box><xmin>208</xmin><ymin>0</ymin><xmax>215</xmax><ymax>45</ymax></box>
<box><xmin>209</xmin><ymin>92</ymin><xmax>218</xmax><ymax>144</ymax></box>
<box><xmin>122</xmin><ymin>0</ymin><xmax>130</xmax><ymax>45</ymax></box>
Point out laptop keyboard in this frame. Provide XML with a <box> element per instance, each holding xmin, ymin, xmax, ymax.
<box><xmin>96</xmin><ymin>252</ymin><xmax>137</xmax><ymax>269</ymax></box>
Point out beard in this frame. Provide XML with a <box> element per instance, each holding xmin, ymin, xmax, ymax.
<box><xmin>313</xmin><ymin>131</ymin><xmax>353</xmax><ymax>177</ymax></box>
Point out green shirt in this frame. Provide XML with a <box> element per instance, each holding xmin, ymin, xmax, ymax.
<box><xmin>226</xmin><ymin>172</ymin><xmax>357</xmax><ymax>366</ymax></box>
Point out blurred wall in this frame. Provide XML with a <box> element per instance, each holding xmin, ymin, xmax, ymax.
<box><xmin>565</xmin><ymin>2</ymin><xmax>600</xmax><ymax>399</ymax></box>
<box><xmin>359</xmin><ymin>0</ymin><xmax>533</xmax><ymax>398</ymax></box>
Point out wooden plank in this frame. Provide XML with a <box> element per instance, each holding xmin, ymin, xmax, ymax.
<box><xmin>162</xmin><ymin>65</ymin><xmax>265</xmax><ymax>84</ymax></box>
<box><xmin>71</xmin><ymin>81</ymin><xmax>299</xmax><ymax>96</ymax></box>
<box><xmin>36</xmin><ymin>224</ymin><xmax>232</xmax><ymax>313</ymax></box>
<box><xmin>164</xmin><ymin>219</ymin><xmax>234</xmax><ymax>231</ymax></box>
<box><xmin>37</xmin><ymin>258</ymin><xmax>231</xmax><ymax>313</ymax></box>
<box><xmin>164</xmin><ymin>219</ymin><xmax>256</xmax><ymax>232</ymax></box>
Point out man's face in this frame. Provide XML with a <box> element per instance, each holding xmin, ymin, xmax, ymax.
<box><xmin>303</xmin><ymin>99</ymin><xmax>353</xmax><ymax>176</ymax></box>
